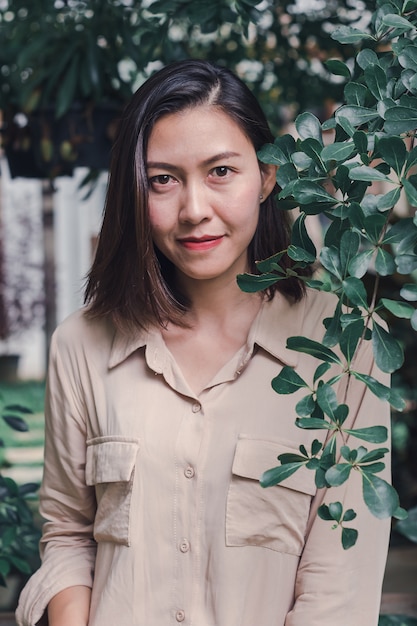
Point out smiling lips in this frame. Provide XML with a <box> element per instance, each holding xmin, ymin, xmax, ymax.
<box><xmin>178</xmin><ymin>235</ymin><xmax>224</xmax><ymax>251</ymax></box>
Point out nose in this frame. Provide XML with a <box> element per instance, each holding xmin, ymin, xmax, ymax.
<box><xmin>179</xmin><ymin>181</ymin><xmax>212</xmax><ymax>224</ymax></box>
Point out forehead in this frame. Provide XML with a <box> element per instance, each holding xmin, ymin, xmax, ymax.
<box><xmin>146</xmin><ymin>105</ymin><xmax>254</xmax><ymax>160</ymax></box>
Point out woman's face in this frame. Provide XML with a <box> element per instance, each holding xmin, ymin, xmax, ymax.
<box><xmin>146</xmin><ymin>105</ymin><xmax>276</xmax><ymax>288</ymax></box>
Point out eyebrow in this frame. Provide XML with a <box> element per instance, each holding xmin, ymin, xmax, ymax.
<box><xmin>146</xmin><ymin>151</ymin><xmax>241</xmax><ymax>171</ymax></box>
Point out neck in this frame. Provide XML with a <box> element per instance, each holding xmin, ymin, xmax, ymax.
<box><xmin>176</xmin><ymin>273</ymin><xmax>262</xmax><ymax>327</ymax></box>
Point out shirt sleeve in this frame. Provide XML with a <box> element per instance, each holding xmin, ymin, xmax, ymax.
<box><xmin>15</xmin><ymin>328</ymin><xmax>97</xmax><ymax>626</ymax></box>
<box><xmin>285</xmin><ymin>338</ymin><xmax>392</xmax><ymax>626</ymax></box>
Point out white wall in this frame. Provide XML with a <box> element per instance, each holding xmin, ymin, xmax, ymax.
<box><xmin>0</xmin><ymin>157</ymin><xmax>106</xmax><ymax>379</ymax></box>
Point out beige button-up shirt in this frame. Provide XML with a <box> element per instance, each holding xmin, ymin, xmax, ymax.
<box><xmin>16</xmin><ymin>289</ymin><xmax>391</xmax><ymax>626</ymax></box>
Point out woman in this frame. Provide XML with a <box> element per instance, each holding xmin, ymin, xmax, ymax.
<box><xmin>17</xmin><ymin>60</ymin><xmax>390</xmax><ymax>626</ymax></box>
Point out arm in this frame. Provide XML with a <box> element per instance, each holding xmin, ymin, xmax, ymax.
<box><xmin>285</xmin><ymin>341</ymin><xmax>391</xmax><ymax>626</ymax></box>
<box><xmin>48</xmin><ymin>586</ymin><xmax>91</xmax><ymax>626</ymax></box>
<box><xmin>16</xmin><ymin>326</ymin><xmax>97</xmax><ymax>626</ymax></box>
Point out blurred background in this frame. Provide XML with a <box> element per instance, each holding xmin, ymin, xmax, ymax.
<box><xmin>0</xmin><ymin>0</ymin><xmax>416</xmax><ymax>622</ymax></box>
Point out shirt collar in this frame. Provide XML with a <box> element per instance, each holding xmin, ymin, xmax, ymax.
<box><xmin>248</xmin><ymin>293</ymin><xmax>306</xmax><ymax>368</ymax></box>
<box><xmin>108</xmin><ymin>292</ymin><xmax>306</xmax><ymax>370</ymax></box>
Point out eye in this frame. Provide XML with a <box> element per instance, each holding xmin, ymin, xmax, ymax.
<box><xmin>212</xmin><ymin>166</ymin><xmax>231</xmax><ymax>178</ymax></box>
<box><xmin>149</xmin><ymin>174</ymin><xmax>172</xmax><ymax>186</ymax></box>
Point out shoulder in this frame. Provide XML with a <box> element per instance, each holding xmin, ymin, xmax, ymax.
<box><xmin>51</xmin><ymin>308</ymin><xmax>116</xmax><ymax>358</ymax></box>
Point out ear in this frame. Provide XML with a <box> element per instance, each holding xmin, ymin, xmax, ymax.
<box><xmin>260</xmin><ymin>163</ymin><xmax>277</xmax><ymax>199</ymax></box>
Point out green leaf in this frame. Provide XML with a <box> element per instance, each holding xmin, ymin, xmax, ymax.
<box><xmin>287</xmin><ymin>245</ymin><xmax>316</xmax><ymax>263</ymax></box>
<box><xmin>342</xmin><ymin>277</ymin><xmax>369</xmax><ymax>309</ymax></box>
<box><xmin>295</xmin><ymin>394</ymin><xmax>316</xmax><ymax>417</ymax></box>
<box><xmin>314</xmin><ymin>362</ymin><xmax>332</xmax><ymax>383</ymax></box>
<box><xmin>358</xmin><ymin>448</ymin><xmax>389</xmax><ymax>464</ymax></box>
<box><xmin>353</xmin><ymin>130</ymin><xmax>368</xmax><ymax>153</ymax></box>
<box><xmin>345</xmin><ymin>82</ymin><xmax>369</xmax><ymax>107</ymax></box>
<box><xmin>278</xmin><ymin>452</ymin><xmax>309</xmax><ymax>464</ymax></box>
<box><xmin>377</xmin><ymin>186</ymin><xmax>401</xmax><ymax>211</ymax></box>
<box><xmin>377</xmin><ymin>137</ymin><xmax>407</xmax><ymax>176</ymax></box>
<box><xmin>357</xmin><ymin>49</ymin><xmax>380</xmax><ymax>69</ymax></box>
<box><xmin>295</xmin><ymin>417</ymin><xmax>332</xmax><ymax>430</ymax></box>
<box><xmin>349</xmin><ymin>165</ymin><xmax>392</xmax><ymax>183</ymax></box>
<box><xmin>396</xmin><ymin>254</ymin><xmax>417</xmax><ymax>274</ymax></box>
<box><xmin>325</xmin><ymin>463</ymin><xmax>352</xmax><ymax>486</ymax></box>
<box><xmin>372</xmin><ymin>320</ymin><xmax>404</xmax><ymax>373</ymax></box>
<box><xmin>257</xmin><ymin>143</ymin><xmax>289</xmax><ymax>166</ymax></box>
<box><xmin>411</xmin><ymin>309</ymin><xmax>417</xmax><ymax>331</ymax></box>
<box><xmin>348</xmin><ymin>248</ymin><xmax>374</xmax><ymax>278</ymax></box>
<box><xmin>271</xmin><ymin>366</ymin><xmax>309</xmax><ymax>395</ymax></box>
<box><xmin>378</xmin><ymin>137</ymin><xmax>407</xmax><ymax>176</ymax></box>
<box><xmin>258</xmin><ymin>143</ymin><xmax>289</xmax><ymax>165</ymax></box>
<box><xmin>290</xmin><ymin>180</ymin><xmax>337</xmax><ymax>205</ymax></box>
<box><xmin>325</xmin><ymin>59</ymin><xmax>351</xmax><ymax>78</ymax></box>
<box><xmin>362</xmin><ymin>472</ymin><xmax>400</xmax><ymax>519</ymax></box>
<box><xmin>382</xmin><ymin>13</ymin><xmax>414</xmax><ymax>30</ymax></box>
<box><xmin>2</xmin><ymin>415</ymin><xmax>29</xmax><ymax>432</ymax></box>
<box><xmin>343</xmin><ymin>508</ymin><xmax>357</xmax><ymax>522</ymax></box>
<box><xmin>321</xmin><ymin>141</ymin><xmax>356</xmax><ymax>164</ymax></box>
<box><xmin>380</xmin><ymin>298</ymin><xmax>414</xmax><ymax>319</ymax></box>
<box><xmin>291</xmin><ymin>213</ymin><xmax>317</xmax><ymax>258</ymax></box>
<box><xmin>323</xmin><ymin>300</ymin><xmax>343</xmax><ymax>347</ymax></box>
<box><xmin>351</xmin><ymin>371</ymin><xmax>406</xmax><ymax>411</ymax></box>
<box><xmin>396</xmin><ymin>506</ymin><xmax>417</xmax><ymax>543</ymax></box>
<box><xmin>331</xmin><ymin>26</ymin><xmax>375</xmax><ymax>44</ymax></box>
<box><xmin>276</xmin><ymin>163</ymin><xmax>298</xmax><ymax>188</ymax></box>
<box><xmin>344</xmin><ymin>426</ymin><xmax>388</xmax><ymax>443</ymax></box>
<box><xmin>4</xmin><ymin>404</ymin><xmax>33</xmax><ymax>414</ymax></box>
<box><xmin>406</xmin><ymin>146</ymin><xmax>417</xmax><ymax>173</ymax></box>
<box><xmin>329</xmin><ymin>501</ymin><xmax>344</xmax><ymax>522</ymax></box>
<box><xmin>318</xmin><ymin>504</ymin><xmax>333</xmax><ymax>521</ymax></box>
<box><xmin>340</xmin><ymin>230</ymin><xmax>361</xmax><ymax>277</ymax></box>
<box><xmin>384</xmin><ymin>106</ymin><xmax>417</xmax><ymax>134</ymax></box>
<box><xmin>363</xmin><ymin>213</ymin><xmax>387</xmax><ymax>245</ymax></box>
<box><xmin>342</xmin><ymin>527</ymin><xmax>358</xmax><ymax>549</ymax></box>
<box><xmin>375</xmin><ymin>248</ymin><xmax>396</xmax><ymax>276</ymax></box>
<box><xmin>286</xmin><ymin>336</ymin><xmax>342</xmax><ymax>364</ymax></box>
<box><xmin>335</xmin><ymin>105</ymin><xmax>379</xmax><ymax>127</ymax></box>
<box><xmin>400</xmin><ymin>283</ymin><xmax>417</xmax><ymax>301</ymax></box>
<box><xmin>55</xmin><ymin>53</ymin><xmax>81</xmax><ymax>118</ymax></box>
<box><xmin>364</xmin><ymin>64</ymin><xmax>387</xmax><ymax>100</ymax></box>
<box><xmin>340</xmin><ymin>318</ymin><xmax>364</xmax><ymax>363</ymax></box>
<box><xmin>8</xmin><ymin>556</ymin><xmax>32</xmax><ymax>575</ymax></box>
<box><xmin>260</xmin><ymin>462</ymin><xmax>305</xmax><ymax>488</ymax></box>
<box><xmin>402</xmin><ymin>178</ymin><xmax>417</xmax><ymax>207</ymax></box>
<box><xmin>316</xmin><ymin>382</ymin><xmax>339</xmax><ymax>420</ymax></box>
<box><xmin>237</xmin><ymin>272</ymin><xmax>280</xmax><ymax>293</ymax></box>
<box><xmin>320</xmin><ymin>246</ymin><xmax>342</xmax><ymax>280</ymax></box>
<box><xmin>0</xmin><ymin>559</ymin><xmax>10</xmax><ymax>578</ymax></box>
<box><xmin>295</xmin><ymin>112</ymin><xmax>323</xmax><ymax>143</ymax></box>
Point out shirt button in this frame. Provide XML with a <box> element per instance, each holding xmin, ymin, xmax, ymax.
<box><xmin>179</xmin><ymin>538</ymin><xmax>190</xmax><ymax>553</ymax></box>
<box><xmin>184</xmin><ymin>465</ymin><xmax>195</xmax><ymax>479</ymax></box>
<box><xmin>176</xmin><ymin>610</ymin><xmax>185</xmax><ymax>622</ymax></box>
<box><xmin>192</xmin><ymin>402</ymin><xmax>201</xmax><ymax>413</ymax></box>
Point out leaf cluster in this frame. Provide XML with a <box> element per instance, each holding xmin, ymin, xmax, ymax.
<box><xmin>240</xmin><ymin>0</ymin><xmax>417</xmax><ymax>547</ymax></box>
<box><xmin>0</xmin><ymin>399</ymin><xmax>40</xmax><ymax>586</ymax></box>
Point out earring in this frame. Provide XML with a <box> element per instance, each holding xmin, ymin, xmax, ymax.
<box><xmin>259</xmin><ymin>194</ymin><xmax>264</xmax><ymax>200</ymax></box>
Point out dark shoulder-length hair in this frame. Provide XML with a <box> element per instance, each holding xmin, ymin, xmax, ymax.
<box><xmin>85</xmin><ymin>59</ymin><xmax>309</xmax><ymax>331</ymax></box>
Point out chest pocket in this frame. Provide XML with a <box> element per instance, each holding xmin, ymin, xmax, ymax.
<box><xmin>86</xmin><ymin>436</ymin><xmax>140</xmax><ymax>546</ymax></box>
<box><xmin>226</xmin><ymin>436</ymin><xmax>317</xmax><ymax>556</ymax></box>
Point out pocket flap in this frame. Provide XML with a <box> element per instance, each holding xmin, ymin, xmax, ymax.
<box><xmin>85</xmin><ymin>436</ymin><xmax>140</xmax><ymax>485</ymax></box>
<box><xmin>231</xmin><ymin>436</ymin><xmax>316</xmax><ymax>496</ymax></box>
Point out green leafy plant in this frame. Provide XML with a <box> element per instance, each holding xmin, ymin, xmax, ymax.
<box><xmin>0</xmin><ymin>0</ymin><xmax>386</xmax><ymax>178</ymax></box>
<box><xmin>0</xmin><ymin>401</ymin><xmax>41</xmax><ymax>587</ymax></box>
<box><xmin>238</xmin><ymin>0</ymin><xmax>417</xmax><ymax>548</ymax></box>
